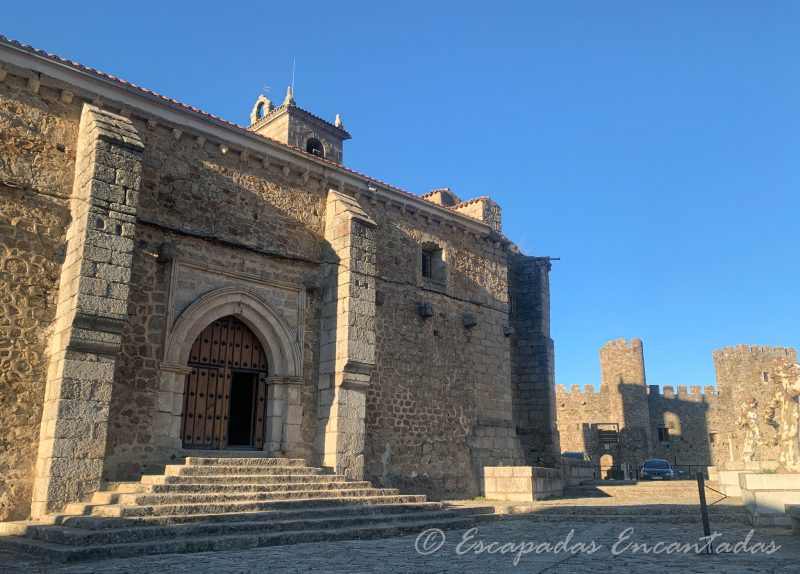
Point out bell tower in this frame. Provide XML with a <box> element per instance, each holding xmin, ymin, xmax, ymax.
<box><xmin>248</xmin><ymin>87</ymin><xmax>351</xmax><ymax>164</ymax></box>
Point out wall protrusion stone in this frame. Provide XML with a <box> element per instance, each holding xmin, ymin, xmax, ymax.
<box><xmin>31</xmin><ymin>104</ymin><xmax>143</xmax><ymax>518</ymax></box>
<box><xmin>316</xmin><ymin>189</ymin><xmax>377</xmax><ymax>479</ymax></box>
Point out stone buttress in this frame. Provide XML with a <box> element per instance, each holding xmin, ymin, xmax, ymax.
<box><xmin>31</xmin><ymin>104</ymin><xmax>142</xmax><ymax>518</ymax></box>
<box><xmin>315</xmin><ymin>190</ymin><xmax>377</xmax><ymax>479</ymax></box>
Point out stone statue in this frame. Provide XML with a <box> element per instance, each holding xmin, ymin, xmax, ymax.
<box><xmin>736</xmin><ymin>397</ymin><xmax>761</xmax><ymax>462</ymax></box>
<box><xmin>764</xmin><ymin>362</ymin><xmax>800</xmax><ymax>472</ymax></box>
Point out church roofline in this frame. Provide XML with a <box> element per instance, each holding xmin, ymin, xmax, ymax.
<box><xmin>0</xmin><ymin>34</ymin><xmax>510</xmax><ymax>242</ymax></box>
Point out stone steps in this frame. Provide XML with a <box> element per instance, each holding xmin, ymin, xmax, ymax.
<box><xmin>163</xmin><ymin>464</ymin><xmax>323</xmax><ymax>476</ymax></box>
<box><xmin>57</xmin><ymin>501</ymin><xmax>456</xmax><ymax>529</ymax></box>
<box><xmin>0</xmin><ymin>516</ymin><xmax>476</xmax><ymax>563</ymax></box>
<box><xmin>94</xmin><ymin>493</ymin><xmax>428</xmax><ymax>518</ymax></box>
<box><xmin>136</xmin><ymin>480</ymin><xmax>374</xmax><ymax>495</ymax></box>
<box><xmin>110</xmin><ymin>487</ymin><xmax>403</xmax><ymax>507</ymax></box>
<box><xmin>0</xmin><ymin>456</ymin><xmax>488</xmax><ymax>562</ymax></box>
<box><xmin>20</xmin><ymin>509</ymin><xmax>479</xmax><ymax>547</ymax></box>
<box><xmin>140</xmin><ymin>472</ymin><xmax>329</xmax><ymax>485</ymax></box>
<box><xmin>183</xmin><ymin>457</ymin><xmax>308</xmax><ymax>467</ymax></box>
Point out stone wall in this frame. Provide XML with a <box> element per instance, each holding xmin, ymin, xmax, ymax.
<box><xmin>31</xmin><ymin>104</ymin><xmax>143</xmax><ymax>518</ymax></box>
<box><xmin>0</xmin><ymin>43</ymin><xmax>559</xmax><ymax>517</ymax></box>
<box><xmin>710</xmin><ymin>345</ymin><xmax>799</xmax><ymax>468</ymax></box>
<box><xmin>0</xmin><ymin>68</ymin><xmax>78</xmax><ymax>520</ymax></box>
<box><xmin>363</xmin><ymin>205</ymin><xmax>527</xmax><ymax>499</ymax></box>
<box><xmin>101</xmin><ymin>111</ymin><xmax>326</xmax><ymax>481</ymax></box>
<box><xmin>648</xmin><ymin>385</ymin><xmax>714</xmax><ymax>466</ymax></box>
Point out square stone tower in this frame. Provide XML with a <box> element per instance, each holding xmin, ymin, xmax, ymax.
<box><xmin>248</xmin><ymin>88</ymin><xmax>351</xmax><ymax>164</ymax></box>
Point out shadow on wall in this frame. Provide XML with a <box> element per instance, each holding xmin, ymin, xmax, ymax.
<box><xmin>570</xmin><ymin>382</ymin><xmax>713</xmax><ymax>479</ymax></box>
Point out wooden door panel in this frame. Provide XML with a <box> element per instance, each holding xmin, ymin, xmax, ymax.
<box><xmin>182</xmin><ymin>316</ymin><xmax>269</xmax><ymax>450</ymax></box>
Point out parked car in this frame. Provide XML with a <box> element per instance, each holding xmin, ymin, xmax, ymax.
<box><xmin>639</xmin><ymin>458</ymin><xmax>675</xmax><ymax>480</ymax></box>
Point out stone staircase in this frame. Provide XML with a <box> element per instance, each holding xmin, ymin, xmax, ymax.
<box><xmin>0</xmin><ymin>456</ymin><xmax>491</xmax><ymax>562</ymax></box>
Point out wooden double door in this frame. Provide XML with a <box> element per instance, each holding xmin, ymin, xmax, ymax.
<box><xmin>181</xmin><ymin>316</ymin><xmax>269</xmax><ymax>449</ymax></box>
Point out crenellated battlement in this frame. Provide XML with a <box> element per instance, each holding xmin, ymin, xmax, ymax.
<box><xmin>601</xmin><ymin>338</ymin><xmax>643</xmax><ymax>351</ymax></box>
<box><xmin>713</xmin><ymin>345</ymin><xmax>798</xmax><ymax>361</ymax></box>
<box><xmin>556</xmin><ymin>383</ymin><xmax>607</xmax><ymax>396</ymax></box>
<box><xmin>646</xmin><ymin>384</ymin><xmax>718</xmax><ymax>400</ymax></box>
<box><xmin>557</xmin><ymin>382</ymin><xmax>718</xmax><ymax>400</ymax></box>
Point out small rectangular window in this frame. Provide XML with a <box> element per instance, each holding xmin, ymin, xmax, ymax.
<box><xmin>709</xmin><ymin>432</ymin><xmax>718</xmax><ymax>444</ymax></box>
<box><xmin>658</xmin><ymin>427</ymin><xmax>670</xmax><ymax>442</ymax></box>
<box><xmin>762</xmin><ymin>372</ymin><xmax>769</xmax><ymax>383</ymax></box>
<box><xmin>420</xmin><ymin>244</ymin><xmax>445</xmax><ymax>284</ymax></box>
<box><xmin>421</xmin><ymin>251</ymin><xmax>433</xmax><ymax>279</ymax></box>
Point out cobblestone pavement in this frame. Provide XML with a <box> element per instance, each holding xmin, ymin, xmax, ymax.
<box><xmin>0</xmin><ymin>520</ymin><xmax>797</xmax><ymax>574</ymax></box>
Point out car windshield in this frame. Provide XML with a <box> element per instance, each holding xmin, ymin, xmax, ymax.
<box><xmin>644</xmin><ymin>460</ymin><xmax>670</xmax><ymax>469</ymax></box>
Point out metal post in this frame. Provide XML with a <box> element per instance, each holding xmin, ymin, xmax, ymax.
<box><xmin>696</xmin><ymin>471</ymin><xmax>714</xmax><ymax>554</ymax></box>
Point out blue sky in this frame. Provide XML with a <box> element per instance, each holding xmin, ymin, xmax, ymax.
<box><xmin>4</xmin><ymin>1</ymin><xmax>798</xmax><ymax>389</ymax></box>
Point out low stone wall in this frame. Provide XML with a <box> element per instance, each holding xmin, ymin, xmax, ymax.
<box><xmin>717</xmin><ymin>461</ymin><xmax>779</xmax><ymax>497</ymax></box>
<box><xmin>561</xmin><ymin>458</ymin><xmax>595</xmax><ymax>486</ymax></box>
<box><xmin>482</xmin><ymin>466</ymin><xmax>563</xmax><ymax>501</ymax></box>
<box><xmin>787</xmin><ymin>505</ymin><xmax>800</xmax><ymax>536</ymax></box>
<box><xmin>740</xmin><ymin>473</ymin><xmax>800</xmax><ymax>527</ymax></box>
<box><xmin>532</xmin><ymin>467</ymin><xmax>564</xmax><ymax>499</ymax></box>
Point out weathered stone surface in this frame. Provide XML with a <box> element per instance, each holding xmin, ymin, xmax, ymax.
<box><xmin>0</xmin><ymin>50</ymin><xmax>559</xmax><ymax>519</ymax></box>
<box><xmin>557</xmin><ymin>341</ymin><xmax>799</xmax><ymax>477</ymax></box>
<box><xmin>30</xmin><ymin>104</ymin><xmax>142</xmax><ymax>517</ymax></box>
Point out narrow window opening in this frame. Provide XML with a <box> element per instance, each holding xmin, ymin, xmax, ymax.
<box><xmin>421</xmin><ymin>243</ymin><xmax>445</xmax><ymax>284</ymax></box>
<box><xmin>658</xmin><ymin>427</ymin><xmax>670</xmax><ymax>442</ymax></box>
<box><xmin>256</xmin><ymin>101</ymin><xmax>266</xmax><ymax>120</ymax></box>
<box><xmin>762</xmin><ymin>371</ymin><xmax>769</xmax><ymax>383</ymax></box>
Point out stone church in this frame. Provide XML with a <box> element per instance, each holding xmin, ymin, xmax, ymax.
<box><xmin>0</xmin><ymin>36</ymin><xmax>559</xmax><ymax>521</ymax></box>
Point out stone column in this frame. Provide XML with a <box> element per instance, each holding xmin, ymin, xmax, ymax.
<box><xmin>154</xmin><ymin>363</ymin><xmax>192</xmax><ymax>451</ymax></box>
<box><xmin>31</xmin><ymin>105</ymin><xmax>142</xmax><ymax>518</ymax></box>
<box><xmin>265</xmin><ymin>376</ymin><xmax>305</xmax><ymax>456</ymax></box>
<box><xmin>316</xmin><ymin>190</ymin><xmax>377</xmax><ymax>479</ymax></box>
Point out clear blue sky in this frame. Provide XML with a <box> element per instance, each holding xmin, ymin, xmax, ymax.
<box><xmin>4</xmin><ymin>1</ymin><xmax>798</xmax><ymax>390</ymax></box>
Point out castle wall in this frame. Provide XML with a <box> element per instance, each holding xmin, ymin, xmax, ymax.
<box><xmin>556</xmin><ymin>384</ymin><xmax>617</xmax><ymax>464</ymax></box>
<box><xmin>711</xmin><ymin>345</ymin><xmax>798</xmax><ymax>467</ymax></box>
<box><xmin>557</xmin><ymin>341</ymin><xmax>798</xmax><ymax>472</ymax></box>
<box><xmin>647</xmin><ymin>385</ymin><xmax>715</xmax><ymax>466</ymax></box>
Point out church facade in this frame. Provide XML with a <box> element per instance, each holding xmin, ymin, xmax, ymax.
<box><xmin>0</xmin><ymin>36</ymin><xmax>559</xmax><ymax>521</ymax></box>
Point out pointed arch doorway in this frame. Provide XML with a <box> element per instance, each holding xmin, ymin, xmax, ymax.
<box><xmin>181</xmin><ymin>315</ymin><xmax>269</xmax><ymax>450</ymax></box>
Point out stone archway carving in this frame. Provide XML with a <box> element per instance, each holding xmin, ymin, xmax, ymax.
<box><xmin>165</xmin><ymin>287</ymin><xmax>301</xmax><ymax>378</ymax></box>
<box><xmin>156</xmin><ymin>288</ymin><xmax>305</xmax><ymax>455</ymax></box>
